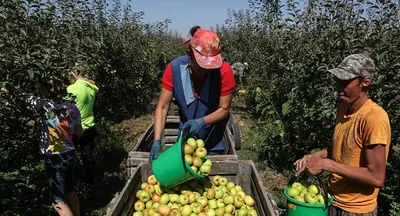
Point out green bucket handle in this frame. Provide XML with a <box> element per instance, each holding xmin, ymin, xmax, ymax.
<box><xmin>289</xmin><ymin>173</ymin><xmax>329</xmax><ymax>210</ymax></box>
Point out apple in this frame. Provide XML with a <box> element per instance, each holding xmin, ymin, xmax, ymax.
<box><xmin>191</xmin><ymin>166</ymin><xmax>198</xmax><ymax>172</ymax></box>
<box><xmin>146</xmin><ymin>200</ymin><xmax>154</xmax><ymax>209</ymax></box>
<box><xmin>203</xmin><ymin>159</ymin><xmax>212</xmax><ymax>166</ymax></box>
<box><xmin>300</xmin><ymin>189</ymin><xmax>308</xmax><ymax>197</ymax></box>
<box><xmin>185</xmin><ymin>154</ymin><xmax>193</xmax><ymax>165</ymax></box>
<box><xmin>217</xmin><ymin>199</ymin><xmax>225</xmax><ymax>208</ymax></box>
<box><xmin>316</xmin><ymin>194</ymin><xmax>325</xmax><ymax>204</ymax></box>
<box><xmin>169</xmin><ymin>208</ymin><xmax>181</xmax><ymax>216</ymax></box>
<box><xmin>223</xmin><ymin>195</ymin><xmax>234</xmax><ymax>205</ymax></box>
<box><xmin>247</xmin><ymin>209</ymin><xmax>258</xmax><ymax>216</ymax></box>
<box><xmin>237</xmin><ymin>209</ymin><xmax>247</xmax><ymax>216</ymax></box>
<box><xmin>133</xmin><ymin>212</ymin><xmax>143</xmax><ymax>216</ymax></box>
<box><xmin>237</xmin><ymin>191</ymin><xmax>246</xmax><ymax>200</ymax></box>
<box><xmin>220</xmin><ymin>186</ymin><xmax>228</xmax><ymax>194</ymax></box>
<box><xmin>160</xmin><ymin>194</ymin><xmax>170</xmax><ymax>205</ymax></box>
<box><xmin>157</xmin><ymin>204</ymin><xmax>170</xmax><ymax>216</ymax></box>
<box><xmin>187</xmin><ymin>192</ymin><xmax>196</xmax><ymax>204</ymax></box>
<box><xmin>218</xmin><ymin>177</ymin><xmax>228</xmax><ymax>186</ymax></box>
<box><xmin>170</xmin><ymin>194</ymin><xmax>180</xmax><ymax>204</ymax></box>
<box><xmin>153</xmin><ymin>202</ymin><xmax>160</xmax><ymax>210</ymax></box>
<box><xmin>192</xmin><ymin>157</ymin><xmax>203</xmax><ymax>168</ymax></box>
<box><xmin>147</xmin><ymin>208</ymin><xmax>156</xmax><ymax>216</ymax></box>
<box><xmin>187</xmin><ymin>138</ymin><xmax>197</xmax><ymax>149</ymax></box>
<box><xmin>191</xmin><ymin>202</ymin><xmax>204</xmax><ymax>214</ymax></box>
<box><xmin>145</xmin><ymin>184</ymin><xmax>155</xmax><ymax>194</ymax></box>
<box><xmin>184</xmin><ymin>144</ymin><xmax>195</xmax><ymax>155</ymax></box>
<box><xmin>235</xmin><ymin>185</ymin><xmax>243</xmax><ymax>192</ymax></box>
<box><xmin>181</xmin><ymin>205</ymin><xmax>192</xmax><ymax>216</ymax></box>
<box><xmin>234</xmin><ymin>196</ymin><xmax>244</xmax><ymax>208</ymax></box>
<box><xmin>148</xmin><ymin>175</ymin><xmax>158</xmax><ymax>185</ymax></box>
<box><xmin>153</xmin><ymin>214</ymin><xmax>161</xmax><ymax>216</ymax></box>
<box><xmin>179</xmin><ymin>194</ymin><xmax>189</xmax><ymax>205</ymax></box>
<box><xmin>214</xmin><ymin>188</ymin><xmax>224</xmax><ymax>199</ymax></box>
<box><xmin>307</xmin><ymin>184</ymin><xmax>319</xmax><ymax>195</ymax></box>
<box><xmin>139</xmin><ymin>191</ymin><xmax>151</xmax><ymax>202</ymax></box>
<box><xmin>287</xmin><ymin>187</ymin><xmax>300</xmax><ymax>197</ymax></box>
<box><xmin>224</xmin><ymin>204</ymin><xmax>235</xmax><ymax>214</ymax></box>
<box><xmin>215</xmin><ymin>208</ymin><xmax>225</xmax><ymax>216</ymax></box>
<box><xmin>134</xmin><ymin>201</ymin><xmax>145</xmax><ymax>212</ymax></box>
<box><xmin>199</xmin><ymin>164</ymin><xmax>212</xmax><ymax>175</ymax></box>
<box><xmin>224</xmin><ymin>213</ymin><xmax>233</xmax><ymax>216</ymax></box>
<box><xmin>136</xmin><ymin>190</ymin><xmax>143</xmax><ymax>199</ymax></box>
<box><xmin>229</xmin><ymin>188</ymin><xmax>238</xmax><ymax>197</ymax></box>
<box><xmin>293</xmin><ymin>195</ymin><xmax>305</xmax><ymax>202</ymax></box>
<box><xmin>196</xmin><ymin>139</ymin><xmax>205</xmax><ymax>148</ymax></box>
<box><xmin>170</xmin><ymin>203</ymin><xmax>180</xmax><ymax>210</ymax></box>
<box><xmin>244</xmin><ymin>195</ymin><xmax>255</xmax><ymax>207</ymax></box>
<box><xmin>292</xmin><ymin>182</ymin><xmax>304</xmax><ymax>190</ymax></box>
<box><xmin>141</xmin><ymin>182</ymin><xmax>149</xmax><ymax>190</ymax></box>
<box><xmin>205</xmin><ymin>209</ymin><xmax>216</xmax><ymax>216</ymax></box>
<box><xmin>304</xmin><ymin>192</ymin><xmax>318</xmax><ymax>204</ymax></box>
<box><xmin>189</xmin><ymin>214</ymin><xmax>197</xmax><ymax>216</ymax></box>
<box><xmin>206</xmin><ymin>188</ymin><xmax>215</xmax><ymax>200</ymax></box>
<box><xmin>152</xmin><ymin>193</ymin><xmax>161</xmax><ymax>203</ymax></box>
<box><xmin>226</xmin><ymin>182</ymin><xmax>236</xmax><ymax>190</ymax></box>
<box><xmin>197</xmin><ymin>196</ymin><xmax>208</xmax><ymax>207</ymax></box>
<box><xmin>195</xmin><ymin>147</ymin><xmax>207</xmax><ymax>159</ymax></box>
<box><xmin>207</xmin><ymin>199</ymin><xmax>218</xmax><ymax>209</ymax></box>
<box><xmin>212</xmin><ymin>176</ymin><xmax>221</xmax><ymax>186</ymax></box>
<box><xmin>154</xmin><ymin>184</ymin><xmax>164</xmax><ymax>195</ymax></box>
<box><xmin>143</xmin><ymin>209</ymin><xmax>149</xmax><ymax>216</ymax></box>
<box><xmin>198</xmin><ymin>213</ymin><xmax>207</xmax><ymax>216</ymax></box>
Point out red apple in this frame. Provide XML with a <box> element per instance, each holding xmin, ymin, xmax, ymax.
<box><xmin>157</xmin><ymin>204</ymin><xmax>170</xmax><ymax>216</ymax></box>
<box><xmin>148</xmin><ymin>175</ymin><xmax>158</xmax><ymax>185</ymax></box>
<box><xmin>152</xmin><ymin>193</ymin><xmax>161</xmax><ymax>203</ymax></box>
<box><xmin>169</xmin><ymin>208</ymin><xmax>181</xmax><ymax>216</ymax></box>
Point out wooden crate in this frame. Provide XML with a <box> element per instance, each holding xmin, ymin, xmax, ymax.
<box><xmin>126</xmin><ymin>115</ymin><xmax>239</xmax><ymax>177</ymax></box>
<box><xmin>107</xmin><ymin>160</ymin><xmax>277</xmax><ymax>216</ymax></box>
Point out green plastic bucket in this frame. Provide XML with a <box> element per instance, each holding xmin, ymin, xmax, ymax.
<box><xmin>284</xmin><ymin>175</ymin><xmax>334</xmax><ymax>216</ymax></box>
<box><xmin>151</xmin><ymin>128</ymin><xmax>206</xmax><ymax>188</ymax></box>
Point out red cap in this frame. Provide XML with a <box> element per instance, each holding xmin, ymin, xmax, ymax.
<box><xmin>183</xmin><ymin>29</ymin><xmax>222</xmax><ymax>69</ymax></box>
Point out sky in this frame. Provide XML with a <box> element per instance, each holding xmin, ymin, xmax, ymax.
<box><xmin>121</xmin><ymin>0</ymin><xmax>251</xmax><ymax>39</ymax></box>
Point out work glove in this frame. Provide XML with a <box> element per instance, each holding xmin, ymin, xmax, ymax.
<box><xmin>149</xmin><ymin>140</ymin><xmax>161</xmax><ymax>162</ymax></box>
<box><xmin>182</xmin><ymin>118</ymin><xmax>206</xmax><ymax>135</ymax></box>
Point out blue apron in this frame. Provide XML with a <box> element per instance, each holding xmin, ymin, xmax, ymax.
<box><xmin>171</xmin><ymin>55</ymin><xmax>228</xmax><ymax>153</ymax></box>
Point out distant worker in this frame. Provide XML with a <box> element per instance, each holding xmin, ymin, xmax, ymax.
<box><xmin>231</xmin><ymin>62</ymin><xmax>248</xmax><ymax>89</ymax></box>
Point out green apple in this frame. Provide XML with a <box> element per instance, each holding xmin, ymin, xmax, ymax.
<box><xmin>203</xmin><ymin>159</ymin><xmax>212</xmax><ymax>166</ymax></box>
<box><xmin>185</xmin><ymin>144</ymin><xmax>195</xmax><ymax>155</ymax></box>
<box><xmin>191</xmin><ymin>202</ymin><xmax>204</xmax><ymax>214</ymax></box>
<box><xmin>145</xmin><ymin>200</ymin><xmax>153</xmax><ymax>209</ymax></box>
<box><xmin>287</xmin><ymin>187</ymin><xmax>300</xmax><ymax>197</ymax></box>
<box><xmin>144</xmin><ymin>184</ymin><xmax>155</xmax><ymax>194</ymax></box>
<box><xmin>212</xmin><ymin>176</ymin><xmax>221</xmax><ymax>186</ymax></box>
<box><xmin>200</xmin><ymin>164</ymin><xmax>212</xmax><ymax>175</ymax></box>
<box><xmin>184</xmin><ymin>154</ymin><xmax>193</xmax><ymax>165</ymax></box>
<box><xmin>224</xmin><ymin>204</ymin><xmax>235</xmax><ymax>214</ymax></box>
<box><xmin>293</xmin><ymin>195</ymin><xmax>305</xmax><ymax>202</ymax></box>
<box><xmin>215</xmin><ymin>187</ymin><xmax>224</xmax><ymax>199</ymax></box>
<box><xmin>169</xmin><ymin>208</ymin><xmax>181</xmax><ymax>216</ymax></box>
<box><xmin>134</xmin><ymin>201</ymin><xmax>145</xmax><ymax>212</ymax></box>
<box><xmin>141</xmin><ymin>182</ymin><xmax>149</xmax><ymax>190</ymax></box>
<box><xmin>215</xmin><ymin>208</ymin><xmax>225</xmax><ymax>216</ymax></box>
<box><xmin>307</xmin><ymin>184</ymin><xmax>319</xmax><ymax>195</ymax></box>
<box><xmin>192</xmin><ymin>157</ymin><xmax>203</xmax><ymax>168</ymax></box>
<box><xmin>218</xmin><ymin>177</ymin><xmax>228</xmax><ymax>186</ymax></box>
<box><xmin>234</xmin><ymin>196</ymin><xmax>244</xmax><ymax>208</ymax></box>
<box><xmin>197</xmin><ymin>196</ymin><xmax>209</xmax><ymax>207</ymax></box>
<box><xmin>226</xmin><ymin>182</ymin><xmax>236</xmax><ymax>190</ymax></box>
<box><xmin>247</xmin><ymin>209</ymin><xmax>258</xmax><ymax>216</ymax></box>
<box><xmin>237</xmin><ymin>191</ymin><xmax>246</xmax><ymax>200</ymax></box>
<box><xmin>170</xmin><ymin>194</ymin><xmax>180</xmax><ymax>203</ymax></box>
<box><xmin>208</xmin><ymin>199</ymin><xmax>218</xmax><ymax>209</ymax></box>
<box><xmin>195</xmin><ymin>147</ymin><xmax>208</xmax><ymax>159</ymax></box>
<box><xmin>181</xmin><ymin>205</ymin><xmax>192</xmax><ymax>216</ymax></box>
<box><xmin>237</xmin><ymin>208</ymin><xmax>247</xmax><ymax>216</ymax></box>
<box><xmin>147</xmin><ymin>175</ymin><xmax>158</xmax><ymax>185</ymax></box>
<box><xmin>229</xmin><ymin>188</ymin><xmax>238</xmax><ymax>197</ymax></box>
<box><xmin>291</xmin><ymin>182</ymin><xmax>303</xmax><ymax>190</ymax></box>
<box><xmin>196</xmin><ymin>139</ymin><xmax>205</xmax><ymax>148</ymax></box>
<box><xmin>304</xmin><ymin>192</ymin><xmax>318</xmax><ymax>204</ymax></box>
<box><xmin>152</xmin><ymin>202</ymin><xmax>160</xmax><ymax>210</ymax></box>
<box><xmin>316</xmin><ymin>194</ymin><xmax>325</xmax><ymax>204</ymax></box>
<box><xmin>139</xmin><ymin>190</ymin><xmax>151</xmax><ymax>202</ymax></box>
<box><xmin>243</xmin><ymin>195</ymin><xmax>255</xmax><ymax>207</ymax></box>
<box><xmin>133</xmin><ymin>212</ymin><xmax>143</xmax><ymax>216</ymax></box>
<box><xmin>206</xmin><ymin>188</ymin><xmax>216</xmax><ymax>199</ymax></box>
<box><xmin>217</xmin><ymin>199</ymin><xmax>225</xmax><ymax>208</ymax></box>
<box><xmin>180</xmin><ymin>194</ymin><xmax>189</xmax><ymax>205</ymax></box>
<box><xmin>223</xmin><ymin>195</ymin><xmax>234</xmax><ymax>205</ymax></box>
<box><xmin>205</xmin><ymin>209</ymin><xmax>216</xmax><ymax>216</ymax></box>
<box><xmin>147</xmin><ymin>208</ymin><xmax>156</xmax><ymax>216</ymax></box>
<box><xmin>159</xmin><ymin>194</ymin><xmax>170</xmax><ymax>205</ymax></box>
<box><xmin>235</xmin><ymin>185</ymin><xmax>243</xmax><ymax>192</ymax></box>
<box><xmin>300</xmin><ymin>189</ymin><xmax>308</xmax><ymax>197</ymax></box>
<box><xmin>187</xmin><ymin>138</ymin><xmax>197</xmax><ymax>149</ymax></box>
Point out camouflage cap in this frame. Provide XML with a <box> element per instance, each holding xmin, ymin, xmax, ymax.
<box><xmin>328</xmin><ymin>54</ymin><xmax>375</xmax><ymax>80</ymax></box>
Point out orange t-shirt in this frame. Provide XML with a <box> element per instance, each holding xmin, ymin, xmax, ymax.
<box><xmin>328</xmin><ymin>99</ymin><xmax>391</xmax><ymax>213</ymax></box>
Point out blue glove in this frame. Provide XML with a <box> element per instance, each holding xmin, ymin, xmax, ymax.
<box><xmin>182</xmin><ymin>118</ymin><xmax>206</xmax><ymax>135</ymax></box>
<box><xmin>149</xmin><ymin>140</ymin><xmax>161</xmax><ymax>162</ymax></box>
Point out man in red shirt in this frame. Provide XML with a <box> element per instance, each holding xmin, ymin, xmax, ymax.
<box><xmin>149</xmin><ymin>28</ymin><xmax>236</xmax><ymax>161</ymax></box>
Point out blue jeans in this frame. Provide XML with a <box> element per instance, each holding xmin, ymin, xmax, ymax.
<box><xmin>43</xmin><ymin>150</ymin><xmax>76</xmax><ymax>203</ymax></box>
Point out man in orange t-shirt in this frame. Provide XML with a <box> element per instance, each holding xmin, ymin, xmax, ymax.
<box><xmin>294</xmin><ymin>54</ymin><xmax>391</xmax><ymax>216</ymax></box>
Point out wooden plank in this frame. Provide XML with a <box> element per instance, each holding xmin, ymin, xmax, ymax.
<box><xmin>164</xmin><ymin>128</ymin><xmax>178</xmax><ymax>135</ymax></box>
<box><xmin>247</xmin><ymin>160</ymin><xmax>276</xmax><ymax>216</ymax></box>
<box><xmin>133</xmin><ymin>121</ymin><xmax>154</xmax><ymax>151</ymax></box>
<box><xmin>166</xmin><ymin>118</ymin><xmax>180</xmax><ymax>123</ymax></box>
<box><xmin>164</xmin><ymin>136</ymin><xmax>178</xmax><ymax>143</ymax></box>
<box><xmin>208</xmin><ymin>154</ymin><xmax>238</xmax><ymax>161</ymax></box>
<box><xmin>238</xmin><ymin>162</ymin><xmax>252</xmax><ymax>194</ymax></box>
<box><xmin>107</xmin><ymin>165</ymin><xmax>142</xmax><ymax>216</ymax></box>
<box><xmin>209</xmin><ymin>161</ymin><xmax>239</xmax><ymax>175</ymax></box>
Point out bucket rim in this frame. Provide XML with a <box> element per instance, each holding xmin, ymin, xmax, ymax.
<box><xmin>284</xmin><ymin>187</ymin><xmax>334</xmax><ymax>208</ymax></box>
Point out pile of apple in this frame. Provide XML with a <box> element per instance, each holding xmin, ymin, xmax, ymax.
<box><xmin>133</xmin><ymin>174</ymin><xmax>258</xmax><ymax>216</ymax></box>
<box><xmin>183</xmin><ymin>138</ymin><xmax>212</xmax><ymax>176</ymax></box>
<box><xmin>287</xmin><ymin>182</ymin><xmax>330</xmax><ymax>204</ymax></box>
